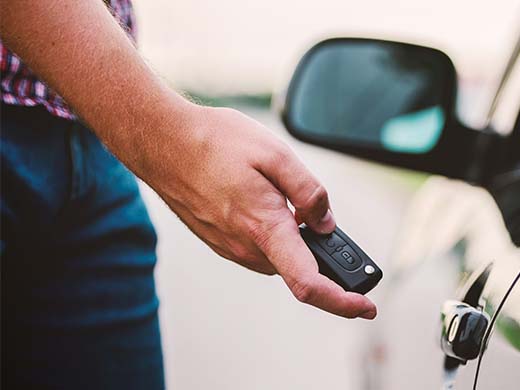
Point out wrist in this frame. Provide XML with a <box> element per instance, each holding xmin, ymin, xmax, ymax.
<box><xmin>110</xmin><ymin>87</ymin><xmax>203</xmax><ymax>185</ymax></box>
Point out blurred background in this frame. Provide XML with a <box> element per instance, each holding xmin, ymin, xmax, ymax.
<box><xmin>132</xmin><ymin>1</ymin><xmax>520</xmax><ymax>389</ymax></box>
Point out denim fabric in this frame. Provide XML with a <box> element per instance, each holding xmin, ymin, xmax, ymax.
<box><xmin>1</xmin><ymin>104</ymin><xmax>165</xmax><ymax>389</ymax></box>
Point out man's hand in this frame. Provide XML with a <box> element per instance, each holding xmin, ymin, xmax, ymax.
<box><xmin>139</xmin><ymin>104</ymin><xmax>376</xmax><ymax>319</ymax></box>
<box><xmin>1</xmin><ymin>0</ymin><xmax>376</xmax><ymax>319</ymax></box>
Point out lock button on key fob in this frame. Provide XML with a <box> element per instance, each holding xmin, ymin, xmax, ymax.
<box><xmin>300</xmin><ymin>225</ymin><xmax>382</xmax><ymax>295</ymax></box>
<box><xmin>331</xmin><ymin>245</ymin><xmax>362</xmax><ymax>271</ymax></box>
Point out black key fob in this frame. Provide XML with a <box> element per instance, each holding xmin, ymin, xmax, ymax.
<box><xmin>300</xmin><ymin>225</ymin><xmax>383</xmax><ymax>294</ymax></box>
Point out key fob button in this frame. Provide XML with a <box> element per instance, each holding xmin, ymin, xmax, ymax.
<box><xmin>325</xmin><ymin>238</ymin><xmax>336</xmax><ymax>247</ymax></box>
<box><xmin>332</xmin><ymin>245</ymin><xmax>362</xmax><ymax>271</ymax></box>
<box><xmin>318</xmin><ymin>232</ymin><xmax>347</xmax><ymax>254</ymax></box>
<box><xmin>299</xmin><ymin>225</ymin><xmax>383</xmax><ymax>294</ymax></box>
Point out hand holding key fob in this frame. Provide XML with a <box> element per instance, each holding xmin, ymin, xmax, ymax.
<box><xmin>300</xmin><ymin>225</ymin><xmax>382</xmax><ymax>295</ymax></box>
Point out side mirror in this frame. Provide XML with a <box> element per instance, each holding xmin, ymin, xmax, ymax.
<box><xmin>281</xmin><ymin>38</ymin><xmax>504</xmax><ymax>184</ymax></box>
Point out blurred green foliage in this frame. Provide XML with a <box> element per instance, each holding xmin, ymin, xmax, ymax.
<box><xmin>184</xmin><ymin>92</ymin><xmax>272</xmax><ymax>108</ymax></box>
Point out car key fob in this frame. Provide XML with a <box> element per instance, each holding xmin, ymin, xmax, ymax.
<box><xmin>300</xmin><ymin>225</ymin><xmax>382</xmax><ymax>294</ymax></box>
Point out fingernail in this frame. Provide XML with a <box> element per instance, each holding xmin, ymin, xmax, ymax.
<box><xmin>360</xmin><ymin>309</ymin><xmax>377</xmax><ymax>320</ymax></box>
<box><xmin>317</xmin><ymin>210</ymin><xmax>335</xmax><ymax>234</ymax></box>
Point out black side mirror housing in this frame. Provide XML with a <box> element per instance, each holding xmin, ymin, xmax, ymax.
<box><xmin>281</xmin><ymin>38</ymin><xmax>510</xmax><ymax>185</ymax></box>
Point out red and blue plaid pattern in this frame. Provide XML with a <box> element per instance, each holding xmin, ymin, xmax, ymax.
<box><xmin>0</xmin><ymin>0</ymin><xmax>136</xmax><ymax>120</ymax></box>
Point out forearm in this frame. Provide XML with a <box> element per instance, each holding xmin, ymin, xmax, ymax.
<box><xmin>0</xmin><ymin>0</ymin><xmax>192</xmax><ymax>173</ymax></box>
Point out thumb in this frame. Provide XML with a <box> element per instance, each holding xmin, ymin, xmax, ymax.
<box><xmin>253</xmin><ymin>214</ymin><xmax>377</xmax><ymax>319</ymax></box>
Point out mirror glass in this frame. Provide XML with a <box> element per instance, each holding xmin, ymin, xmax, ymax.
<box><xmin>287</xmin><ymin>40</ymin><xmax>451</xmax><ymax>154</ymax></box>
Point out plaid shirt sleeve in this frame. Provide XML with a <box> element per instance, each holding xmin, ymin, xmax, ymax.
<box><xmin>0</xmin><ymin>0</ymin><xmax>137</xmax><ymax>121</ymax></box>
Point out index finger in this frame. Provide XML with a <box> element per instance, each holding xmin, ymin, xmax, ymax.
<box><xmin>255</xmin><ymin>143</ymin><xmax>336</xmax><ymax>235</ymax></box>
<box><xmin>257</xmin><ymin>215</ymin><xmax>377</xmax><ymax>319</ymax></box>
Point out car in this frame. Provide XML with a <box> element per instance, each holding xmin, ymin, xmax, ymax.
<box><xmin>279</xmin><ymin>35</ymin><xmax>520</xmax><ymax>389</ymax></box>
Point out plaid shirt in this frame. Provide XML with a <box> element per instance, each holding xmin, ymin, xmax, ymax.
<box><xmin>0</xmin><ymin>0</ymin><xmax>136</xmax><ymax>120</ymax></box>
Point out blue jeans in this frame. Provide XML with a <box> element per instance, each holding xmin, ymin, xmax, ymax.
<box><xmin>1</xmin><ymin>104</ymin><xmax>165</xmax><ymax>389</ymax></box>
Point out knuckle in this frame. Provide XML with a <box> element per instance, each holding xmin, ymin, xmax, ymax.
<box><xmin>269</xmin><ymin>143</ymin><xmax>292</xmax><ymax>167</ymax></box>
<box><xmin>301</xmin><ymin>184</ymin><xmax>328</xmax><ymax>212</ymax></box>
<box><xmin>291</xmin><ymin>277</ymin><xmax>315</xmax><ymax>304</ymax></box>
<box><xmin>313</xmin><ymin>185</ymin><xmax>328</xmax><ymax>204</ymax></box>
